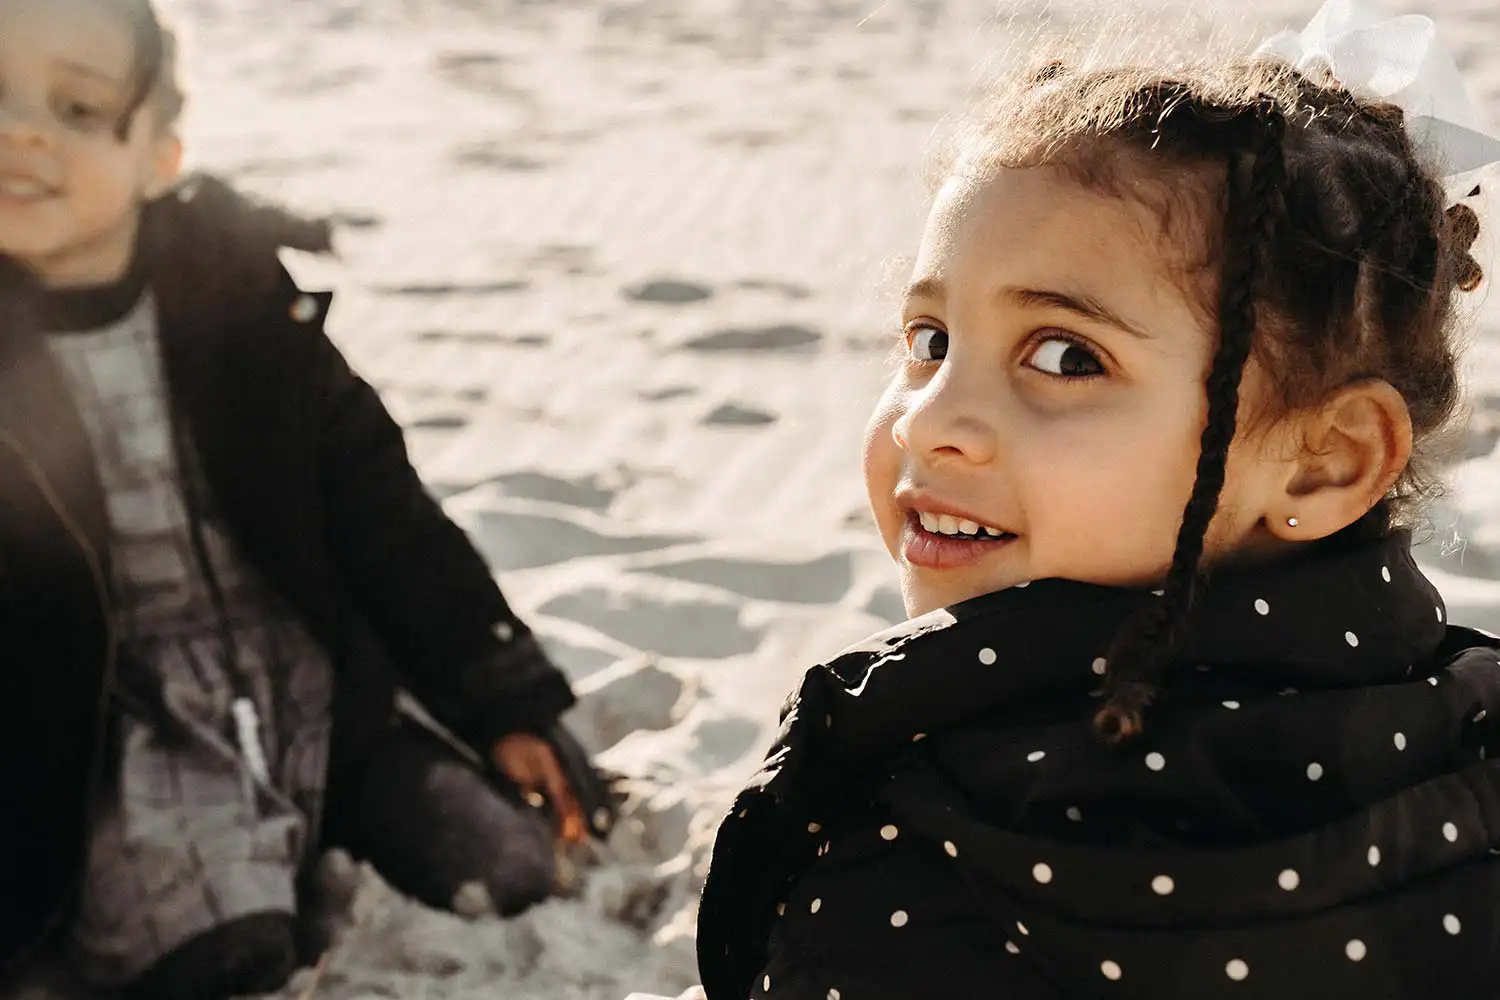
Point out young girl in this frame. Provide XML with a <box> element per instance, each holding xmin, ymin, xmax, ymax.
<box><xmin>695</xmin><ymin>6</ymin><xmax>1500</xmax><ymax>999</ymax></box>
<box><xmin>0</xmin><ymin>1</ymin><xmax>614</xmax><ymax>998</ymax></box>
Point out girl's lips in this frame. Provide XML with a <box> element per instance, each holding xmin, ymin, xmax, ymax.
<box><xmin>901</xmin><ymin>511</ymin><xmax>1017</xmax><ymax>570</ymax></box>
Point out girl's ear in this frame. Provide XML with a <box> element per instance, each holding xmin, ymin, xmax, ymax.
<box><xmin>1268</xmin><ymin>380</ymin><xmax>1413</xmax><ymax>541</ymax></box>
<box><xmin>147</xmin><ymin>134</ymin><xmax>183</xmax><ymax>199</ymax></box>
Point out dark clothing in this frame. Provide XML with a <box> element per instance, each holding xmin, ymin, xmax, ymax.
<box><xmin>0</xmin><ymin>176</ymin><xmax>578</xmax><ymax>972</ymax></box>
<box><xmin>324</xmin><ymin>721</ymin><xmax>558</xmax><ymax>917</ymax></box>
<box><xmin>698</xmin><ymin>529</ymin><xmax>1500</xmax><ymax>1000</ymax></box>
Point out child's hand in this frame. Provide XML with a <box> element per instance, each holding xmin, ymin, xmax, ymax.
<box><xmin>491</xmin><ymin>732</ymin><xmax>589</xmax><ymax>845</ymax></box>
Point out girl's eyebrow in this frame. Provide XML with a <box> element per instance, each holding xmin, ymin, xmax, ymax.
<box><xmin>54</xmin><ymin>59</ymin><xmax>126</xmax><ymax>87</ymax></box>
<box><xmin>902</xmin><ymin>276</ymin><xmax>1154</xmax><ymax>341</ymax></box>
<box><xmin>1002</xmin><ymin>286</ymin><xmax>1153</xmax><ymax>340</ymax></box>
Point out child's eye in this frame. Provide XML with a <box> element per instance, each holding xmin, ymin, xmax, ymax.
<box><xmin>56</xmin><ymin>99</ymin><xmax>107</xmax><ymax>128</ymax></box>
<box><xmin>905</xmin><ymin>324</ymin><xmax>948</xmax><ymax>363</ymax></box>
<box><xmin>1024</xmin><ymin>335</ymin><xmax>1106</xmax><ymax>379</ymax></box>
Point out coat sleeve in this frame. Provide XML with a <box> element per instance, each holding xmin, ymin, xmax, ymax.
<box><xmin>311</xmin><ymin>329</ymin><xmax>575</xmax><ymax>749</ymax></box>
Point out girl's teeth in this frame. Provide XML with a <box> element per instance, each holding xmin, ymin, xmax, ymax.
<box><xmin>915</xmin><ymin>509</ymin><xmax>1009</xmax><ymax>539</ymax></box>
<box><xmin>0</xmin><ymin>178</ymin><xmax>47</xmax><ymax>198</ymax></box>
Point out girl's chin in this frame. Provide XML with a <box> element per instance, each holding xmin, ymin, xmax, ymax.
<box><xmin>899</xmin><ymin>569</ymin><xmax>1027</xmax><ymax>618</ymax></box>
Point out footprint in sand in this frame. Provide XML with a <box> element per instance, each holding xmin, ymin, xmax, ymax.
<box><xmin>327</xmin><ymin>209</ymin><xmax>383</xmax><ymax>230</ymax></box>
<box><xmin>701</xmin><ymin>403</ymin><xmax>777</xmax><ymax>427</ymax></box>
<box><xmin>640</xmin><ymin>385</ymin><xmax>698</xmax><ymax>402</ymax></box>
<box><xmin>640</xmin><ymin>552</ymin><xmax>853</xmax><ymax>605</ymax></box>
<box><xmin>372</xmin><ymin>280</ymin><xmax>529</xmax><ymax>297</ymax></box>
<box><xmin>624</xmin><ymin>279</ymin><xmax>714</xmax><ymax>305</ymax></box>
<box><xmin>537</xmin><ymin>634</ymin><xmax>619</xmax><ymax>683</ymax></box>
<box><xmin>683</xmin><ymin>323</ymin><xmax>822</xmax><ymax>352</ymax></box>
<box><xmin>568</xmin><ymin>656</ymin><xmax>691</xmax><ymax>755</ymax></box>
<box><xmin>489</xmin><ymin>472</ymin><xmax>619</xmax><ymax>511</ymax></box>
<box><xmin>469</xmin><ymin>511</ymin><xmax>692</xmax><ymax>572</ymax></box>
<box><xmin>453</xmin><ymin>141</ymin><xmax>549</xmax><ymax>172</ymax></box>
<box><xmin>415</xmin><ymin>330</ymin><xmax>551</xmax><ymax>347</ymax></box>
<box><xmin>434</xmin><ymin>51</ymin><xmax>532</xmax><ymax>103</ymax></box>
<box><xmin>864</xmin><ymin>585</ymin><xmax>907</xmax><ymax>625</ymax></box>
<box><xmin>687</xmin><ymin>715</ymin><xmax>763</xmax><ymax>772</ymax></box>
<box><xmin>408</xmin><ymin>413</ymin><xmax>470</xmax><ymax>432</ymax></box>
<box><xmin>538</xmin><ymin>587</ymin><xmax>762</xmax><ymax>659</ymax></box>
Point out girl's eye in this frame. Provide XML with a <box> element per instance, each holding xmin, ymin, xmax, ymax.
<box><xmin>905</xmin><ymin>325</ymin><xmax>948</xmax><ymax>363</ymax></box>
<box><xmin>1025</xmin><ymin>336</ymin><xmax>1105</xmax><ymax>379</ymax></box>
<box><xmin>57</xmin><ymin>99</ymin><xmax>106</xmax><ymax>128</ymax></box>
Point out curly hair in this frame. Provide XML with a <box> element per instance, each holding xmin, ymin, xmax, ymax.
<box><xmin>942</xmin><ymin>55</ymin><xmax>1484</xmax><ymax>743</ymax></box>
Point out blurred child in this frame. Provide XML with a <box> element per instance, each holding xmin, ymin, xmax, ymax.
<box><xmin>0</xmin><ymin>1</ymin><xmax>613</xmax><ymax>997</ymax></box>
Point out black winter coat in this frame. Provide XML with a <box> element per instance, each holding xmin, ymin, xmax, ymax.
<box><xmin>0</xmin><ymin>177</ymin><xmax>579</xmax><ymax>969</ymax></box>
<box><xmin>698</xmin><ymin>529</ymin><xmax>1500</xmax><ymax>1000</ymax></box>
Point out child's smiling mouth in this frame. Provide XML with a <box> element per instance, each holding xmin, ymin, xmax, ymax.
<box><xmin>901</xmin><ymin>506</ymin><xmax>1018</xmax><ymax>571</ymax></box>
<box><xmin>0</xmin><ymin>173</ymin><xmax>57</xmax><ymax>202</ymax></box>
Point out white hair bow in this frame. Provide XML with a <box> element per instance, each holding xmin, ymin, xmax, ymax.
<box><xmin>1254</xmin><ymin>0</ymin><xmax>1500</xmax><ymax>184</ymax></box>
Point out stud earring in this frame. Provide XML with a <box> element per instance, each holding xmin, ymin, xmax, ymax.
<box><xmin>1287</xmin><ymin>517</ymin><xmax>1299</xmax><ymax>528</ymax></box>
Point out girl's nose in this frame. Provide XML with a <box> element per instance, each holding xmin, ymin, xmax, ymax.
<box><xmin>891</xmin><ymin>366</ymin><xmax>1000</xmax><ymax>468</ymax></box>
<box><xmin>0</xmin><ymin>104</ymin><xmax>52</xmax><ymax>149</ymax></box>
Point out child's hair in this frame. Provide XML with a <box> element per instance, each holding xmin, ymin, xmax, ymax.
<box><xmin>940</xmin><ymin>54</ymin><xmax>1485</xmax><ymax>743</ymax></box>
<box><xmin>116</xmin><ymin>0</ymin><xmax>186</xmax><ymax>139</ymax></box>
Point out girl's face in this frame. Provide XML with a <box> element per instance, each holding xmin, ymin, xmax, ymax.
<box><xmin>865</xmin><ymin>165</ymin><xmax>1291</xmax><ymax>617</ymax></box>
<box><xmin>0</xmin><ymin>0</ymin><xmax>180</xmax><ymax>288</ymax></box>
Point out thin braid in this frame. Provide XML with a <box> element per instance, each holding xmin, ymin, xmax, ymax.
<box><xmin>1094</xmin><ymin>99</ymin><xmax>1287</xmax><ymax>744</ymax></box>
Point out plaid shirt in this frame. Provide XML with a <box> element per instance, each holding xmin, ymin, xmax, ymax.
<box><xmin>43</xmin><ymin>293</ymin><xmax>335</xmax><ymax>987</ymax></box>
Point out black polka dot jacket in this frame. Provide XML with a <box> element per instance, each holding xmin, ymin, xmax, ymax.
<box><xmin>696</xmin><ymin>529</ymin><xmax>1500</xmax><ymax>999</ymax></box>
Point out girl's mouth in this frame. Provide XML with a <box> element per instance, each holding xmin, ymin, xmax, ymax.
<box><xmin>0</xmin><ymin>175</ymin><xmax>57</xmax><ymax>203</ymax></box>
<box><xmin>902</xmin><ymin>509</ymin><xmax>1018</xmax><ymax>570</ymax></box>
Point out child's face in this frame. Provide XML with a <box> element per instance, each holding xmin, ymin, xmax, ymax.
<box><xmin>865</xmin><ymin>166</ymin><xmax>1290</xmax><ymax>616</ymax></box>
<box><xmin>0</xmin><ymin>0</ymin><xmax>181</xmax><ymax>287</ymax></box>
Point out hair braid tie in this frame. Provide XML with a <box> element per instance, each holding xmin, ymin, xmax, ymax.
<box><xmin>1094</xmin><ymin>98</ymin><xmax>1287</xmax><ymax>745</ymax></box>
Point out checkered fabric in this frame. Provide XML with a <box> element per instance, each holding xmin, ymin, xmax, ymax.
<box><xmin>43</xmin><ymin>293</ymin><xmax>336</xmax><ymax>987</ymax></box>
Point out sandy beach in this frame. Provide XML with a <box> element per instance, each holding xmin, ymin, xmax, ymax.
<box><xmin>22</xmin><ymin>0</ymin><xmax>1497</xmax><ymax>997</ymax></box>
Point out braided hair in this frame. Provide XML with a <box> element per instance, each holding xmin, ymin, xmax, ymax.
<box><xmin>948</xmin><ymin>56</ymin><xmax>1482</xmax><ymax>743</ymax></box>
<box><xmin>1096</xmin><ymin>97</ymin><xmax>1287</xmax><ymax>741</ymax></box>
